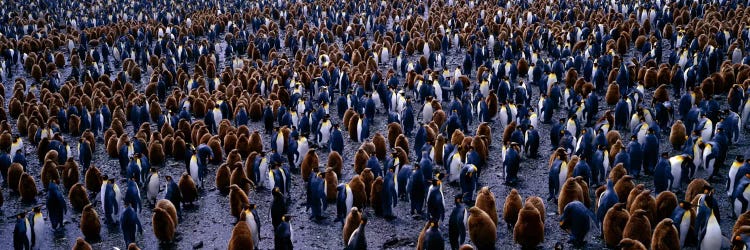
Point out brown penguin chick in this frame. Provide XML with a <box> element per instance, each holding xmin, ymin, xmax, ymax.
<box><xmin>68</xmin><ymin>183</ymin><xmax>90</xmax><ymax>212</ymax></box>
<box><xmin>370</xmin><ymin>177</ymin><xmax>384</xmax><ymax>215</ymax></box>
<box><xmin>80</xmin><ymin>204</ymin><xmax>101</xmax><ymax>241</ymax></box>
<box><xmin>359</xmin><ymin>140</ymin><xmax>376</xmax><ymax>156</ymax></box>
<box><xmin>228</xmin><ymin>217</ymin><xmax>254</xmax><ymax>250</ymax></box>
<box><xmin>615</xmin><ymin>175</ymin><xmax>635</xmax><ymax>203</ymax></box>
<box><xmin>68</xmin><ymin>114</ymin><xmax>81</xmax><ymax>135</ymax></box>
<box><xmin>155</xmin><ymin>199</ymin><xmax>178</xmax><ymax>227</ymax></box>
<box><xmin>685</xmin><ymin>178</ymin><xmax>710</xmax><ymax>202</ymax></box>
<box><xmin>630</xmin><ymin>190</ymin><xmax>657</xmax><ymax>228</ymax></box>
<box><xmin>327</xmin><ymin>151</ymin><xmax>343</xmax><ymax>178</ymax></box>
<box><xmin>361</xmin><ymin>168</ymin><xmax>375</xmax><ymax>204</ymax></box>
<box><xmin>502</xmin><ymin>121</ymin><xmax>517</xmax><ymax>144</ymax></box>
<box><xmin>349</xmin><ymin>175</ymin><xmax>367</xmax><ymax>209</ymax></box>
<box><xmin>226</xmin><ymin>150</ymin><xmax>242</xmax><ymax>169</ymax></box>
<box><xmin>63</xmin><ymin>158</ymin><xmax>80</xmax><ymax>192</ymax></box>
<box><xmin>459</xmin><ymin>244</ymin><xmax>475</xmax><ymax>250</ymax></box>
<box><xmin>172</xmin><ymin>136</ymin><xmax>187</xmax><ymax>160</ymax></box>
<box><xmin>467</xmin><ymin>207</ymin><xmax>497</xmax><ymax>249</ymax></box>
<box><xmin>653</xmin><ymin>84</ymin><xmax>669</xmax><ymax>103</ymax></box>
<box><xmin>575</xmin><ymin>176</ymin><xmax>591</xmax><ymax>208</ymax></box>
<box><xmin>610</xmin><ymin>163</ymin><xmax>628</xmax><ymax>184</ymax></box>
<box><xmin>230</xmin><ymin>166</ymin><xmax>253</xmax><ymax>194</ymax></box>
<box><xmin>301</xmin><ymin>148</ymin><xmax>319</xmax><ymax>181</ymax></box>
<box><xmin>106</xmin><ymin>135</ymin><xmax>119</xmax><ymax>157</ymax></box>
<box><xmin>619</xmin><ymin>238</ymin><xmax>648</xmax><ymax>250</ymax></box>
<box><xmin>669</xmin><ymin>120</ymin><xmax>687</xmax><ymax>150</ymax></box>
<box><xmin>72</xmin><ymin>237</ymin><xmax>93</xmax><ymax>250</ymax></box>
<box><xmin>153</xmin><ymin>206</ymin><xmax>176</xmax><ymax>243</ymax></box>
<box><xmin>626</xmin><ymin>184</ymin><xmax>646</xmax><ymax>210</ymax></box>
<box><xmin>148</xmin><ymin>141</ymin><xmax>165</xmax><ymax>166</ymax></box>
<box><xmin>236</xmin><ymin>135</ymin><xmax>250</xmax><ymax>158</ymax></box>
<box><xmin>604</xmin><ymin>203</ymin><xmax>631</xmax><ymax>248</ymax></box>
<box><xmin>223</xmin><ymin>132</ymin><xmax>238</xmax><ymax>154</ymax></box>
<box><xmin>606</xmin><ymin>83</ymin><xmax>621</xmax><ymax>105</ymax></box>
<box><xmin>41</xmin><ymin>159</ymin><xmax>60</xmax><ymax>189</ymax></box>
<box><xmin>652</xmin><ymin>218</ymin><xmax>680</xmax><ymax>250</ymax></box>
<box><xmin>386</xmin><ymin>122</ymin><xmax>403</xmax><ymax>147</ymax></box>
<box><xmin>372</xmin><ymin>133</ymin><xmax>387</xmax><ymax>160</ymax></box>
<box><xmin>503</xmin><ymin>189</ymin><xmax>523</xmax><ymax>231</ymax></box>
<box><xmin>514</xmin><ymin>201</ymin><xmax>544</xmax><ymax>248</ymax></box>
<box><xmin>432</xmin><ymin>110</ymin><xmax>446</xmax><ymax>128</ymax></box>
<box><xmin>395</xmin><ymin>134</ymin><xmax>410</xmax><ymax>156</ymax></box>
<box><xmin>249</xmin><ymin>131</ymin><xmax>263</xmax><ymax>155</ymax></box>
<box><xmin>451</xmin><ymin>129</ymin><xmax>465</xmax><ymax>149</ymax></box>
<box><xmin>525</xmin><ymin>196</ymin><xmax>546</xmax><ymax>223</ymax></box>
<box><xmin>7</xmin><ymin>163</ymin><xmax>23</xmax><ymax>192</ymax></box>
<box><xmin>558</xmin><ymin>177</ymin><xmax>584</xmax><ymax>214</ymax></box>
<box><xmin>343</xmin><ymin>108</ymin><xmax>356</xmax><ymax>130</ymax></box>
<box><xmin>433</xmin><ymin>135</ymin><xmax>446</xmax><ymax>165</ymax></box>
<box><xmin>178</xmin><ymin>172</ymin><xmax>198</xmax><ymax>205</ymax></box>
<box><xmin>623</xmin><ymin>209</ymin><xmax>653</xmax><ymax>247</ymax></box>
<box><xmin>607</xmin><ymin>132</ymin><xmax>623</xmax><ymax>152</ymax></box>
<box><xmin>343</xmin><ymin>207</ymin><xmax>362</xmax><ymax>246</ymax></box>
<box><xmin>127</xmin><ymin>243</ymin><xmax>141</xmax><ymax>250</ymax></box>
<box><xmin>476</xmin><ymin>122</ymin><xmax>492</xmax><ymax>146</ymax></box>
<box><xmin>353</xmin><ymin>148</ymin><xmax>369</xmax><ymax>175</ymax></box>
<box><xmin>84</xmin><ymin>165</ymin><xmax>102</xmax><ymax>193</ymax></box>
<box><xmin>475</xmin><ymin>186</ymin><xmax>499</xmax><ymax>225</ymax></box>
<box><xmin>216</xmin><ymin>164</ymin><xmax>231</xmax><ymax>194</ymax></box>
<box><xmin>229</xmin><ymin>184</ymin><xmax>249</xmax><ymax>220</ymax></box>
<box><xmin>734</xmin><ymin>211</ymin><xmax>750</xmax><ymax>234</ymax></box>
<box><xmin>655</xmin><ymin>191</ymin><xmax>678</xmax><ymax>224</ymax></box>
<box><xmin>325</xmin><ymin>168</ymin><xmax>339</xmax><ymax>202</ymax></box>
<box><xmin>18</xmin><ymin>173</ymin><xmax>37</xmax><ymax>202</ymax></box>
<box><xmin>0</xmin><ymin>132</ymin><xmax>11</xmax><ymax>151</ymax></box>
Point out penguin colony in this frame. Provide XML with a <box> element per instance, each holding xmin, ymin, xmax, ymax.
<box><xmin>3</xmin><ymin>0</ymin><xmax>750</xmax><ymax>248</ymax></box>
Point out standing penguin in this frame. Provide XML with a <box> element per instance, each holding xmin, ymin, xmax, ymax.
<box><xmin>271</xmin><ymin>188</ymin><xmax>288</xmax><ymax>230</ymax></box>
<box><xmin>146</xmin><ymin>168</ymin><xmax>159</xmax><ymax>205</ymax></box>
<box><xmin>699</xmin><ymin>210</ymin><xmax>724</xmax><ymax>250</ymax></box>
<box><xmin>80</xmin><ymin>204</ymin><xmax>101</xmax><ymax>241</ymax></box>
<box><xmin>476</xmin><ymin>186</ymin><xmax>499</xmax><ymax>225</ymax></box>
<box><xmin>274</xmin><ymin>215</ymin><xmax>293</xmax><ymax>250</ymax></box>
<box><xmin>514</xmin><ymin>200</ymin><xmax>545</xmax><ymax>249</ymax></box>
<box><xmin>603</xmin><ymin>203</ymin><xmax>630</xmax><ymax>248</ymax></box>
<box><xmin>652</xmin><ymin>218</ymin><xmax>680</xmax><ymax>250</ymax></box>
<box><xmin>345</xmin><ymin>217</ymin><xmax>368</xmax><ymax>250</ymax></box>
<box><xmin>242</xmin><ymin>204</ymin><xmax>261</xmax><ymax>250</ymax></box>
<box><xmin>31</xmin><ymin>206</ymin><xmax>45</xmax><ymax>248</ymax></box>
<box><xmin>426</xmin><ymin>174</ymin><xmax>445</xmax><ymax>222</ymax></box>
<box><xmin>47</xmin><ymin>181</ymin><xmax>66</xmax><ymax>231</ymax></box>
<box><xmin>467</xmin><ymin>207</ymin><xmax>497</xmax><ymax>250</ymax></box>
<box><xmin>13</xmin><ymin>212</ymin><xmax>31</xmax><ymax>250</ymax></box>
<box><xmin>504</xmin><ymin>142</ymin><xmax>521</xmax><ymax>185</ymax></box>
<box><xmin>460</xmin><ymin>164</ymin><xmax>478</xmax><ymax>204</ymax></box>
<box><xmin>164</xmin><ymin>176</ymin><xmax>182</xmax><ymax>221</ymax></box>
<box><xmin>623</xmin><ymin>209</ymin><xmax>652</xmax><ymax>247</ymax></box>
<box><xmin>102</xmin><ymin>178</ymin><xmax>118</xmax><ymax>224</ymax></box>
<box><xmin>120</xmin><ymin>202</ymin><xmax>143</xmax><ymax>247</ymax></box>
<box><xmin>382</xmin><ymin>167</ymin><xmax>398</xmax><ymax>220</ymax></box>
<box><xmin>408</xmin><ymin>164</ymin><xmax>427</xmax><ymax>217</ymax></box>
<box><xmin>560</xmin><ymin>201</ymin><xmax>596</xmax><ymax>247</ymax></box>
<box><xmin>449</xmin><ymin>194</ymin><xmax>467</xmax><ymax>250</ymax></box>
<box><xmin>503</xmin><ymin>189</ymin><xmax>523</xmax><ymax>232</ymax></box>
<box><xmin>671</xmin><ymin>201</ymin><xmax>696</xmax><ymax>247</ymax></box>
<box><xmin>228</xmin><ymin>218</ymin><xmax>253</xmax><ymax>250</ymax></box>
<box><xmin>422</xmin><ymin>220</ymin><xmax>446</xmax><ymax>250</ymax></box>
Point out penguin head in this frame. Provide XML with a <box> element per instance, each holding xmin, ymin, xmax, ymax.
<box><xmin>281</xmin><ymin>214</ymin><xmax>293</xmax><ymax>222</ymax></box>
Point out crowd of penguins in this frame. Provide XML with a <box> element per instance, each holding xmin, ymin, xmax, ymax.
<box><xmin>6</xmin><ymin>0</ymin><xmax>750</xmax><ymax>249</ymax></box>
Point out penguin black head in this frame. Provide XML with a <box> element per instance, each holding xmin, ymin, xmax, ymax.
<box><xmin>165</xmin><ymin>175</ymin><xmax>172</xmax><ymax>181</ymax></box>
<box><xmin>737</xmin><ymin>155</ymin><xmax>745</xmax><ymax>162</ymax></box>
<box><xmin>678</xmin><ymin>200</ymin><xmax>692</xmax><ymax>209</ymax></box>
<box><xmin>281</xmin><ymin>214</ymin><xmax>293</xmax><ymax>222</ymax></box>
<box><xmin>661</xmin><ymin>152</ymin><xmax>669</xmax><ymax>158</ymax></box>
<box><xmin>630</xmin><ymin>135</ymin><xmax>637</xmax><ymax>141</ymax></box>
<box><xmin>454</xmin><ymin>194</ymin><xmax>463</xmax><ymax>204</ymax></box>
<box><xmin>32</xmin><ymin>206</ymin><xmax>41</xmax><ymax>213</ymax></box>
